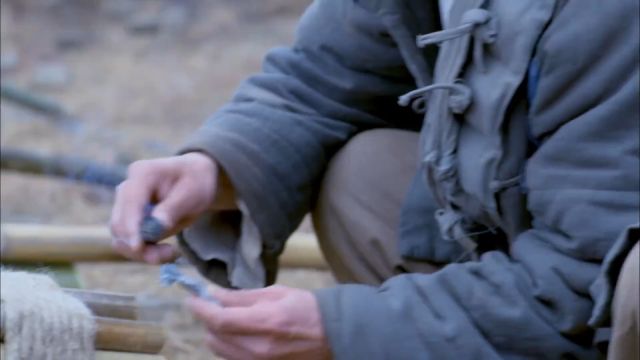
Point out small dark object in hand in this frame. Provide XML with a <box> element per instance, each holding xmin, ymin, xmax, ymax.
<box><xmin>140</xmin><ymin>215</ymin><xmax>166</xmax><ymax>243</ymax></box>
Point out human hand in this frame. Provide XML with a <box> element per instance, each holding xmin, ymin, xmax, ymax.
<box><xmin>110</xmin><ymin>152</ymin><xmax>221</xmax><ymax>264</ymax></box>
<box><xmin>187</xmin><ymin>285</ymin><xmax>332</xmax><ymax>360</ymax></box>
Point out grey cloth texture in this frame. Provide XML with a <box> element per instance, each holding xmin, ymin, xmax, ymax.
<box><xmin>179</xmin><ymin>0</ymin><xmax>639</xmax><ymax>358</ymax></box>
<box><xmin>179</xmin><ymin>201</ymin><xmax>265</xmax><ymax>289</ymax></box>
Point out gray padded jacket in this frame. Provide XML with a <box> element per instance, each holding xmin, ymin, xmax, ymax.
<box><xmin>178</xmin><ymin>0</ymin><xmax>639</xmax><ymax>358</ymax></box>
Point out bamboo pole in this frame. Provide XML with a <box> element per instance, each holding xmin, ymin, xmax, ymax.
<box><xmin>96</xmin><ymin>351</ymin><xmax>165</xmax><ymax>360</ymax></box>
<box><xmin>0</xmin><ymin>224</ymin><xmax>123</xmax><ymax>262</ymax></box>
<box><xmin>64</xmin><ymin>289</ymin><xmax>139</xmax><ymax>320</ymax></box>
<box><xmin>0</xmin><ymin>223</ymin><xmax>328</xmax><ymax>269</ymax></box>
<box><xmin>0</xmin><ymin>317</ymin><xmax>165</xmax><ymax>354</ymax></box>
<box><xmin>0</xmin><ymin>147</ymin><xmax>126</xmax><ymax>188</ymax></box>
<box><xmin>94</xmin><ymin>317</ymin><xmax>165</xmax><ymax>354</ymax></box>
<box><xmin>63</xmin><ymin>289</ymin><xmax>172</xmax><ymax>323</ymax></box>
<box><xmin>280</xmin><ymin>232</ymin><xmax>327</xmax><ymax>269</ymax></box>
<box><xmin>0</xmin><ymin>346</ymin><xmax>166</xmax><ymax>360</ymax></box>
<box><xmin>0</xmin><ymin>82</ymin><xmax>66</xmax><ymax>117</ymax></box>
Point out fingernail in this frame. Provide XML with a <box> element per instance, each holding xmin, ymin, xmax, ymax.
<box><xmin>128</xmin><ymin>238</ymin><xmax>142</xmax><ymax>251</ymax></box>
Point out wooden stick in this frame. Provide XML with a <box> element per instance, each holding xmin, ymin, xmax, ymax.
<box><xmin>96</xmin><ymin>351</ymin><xmax>165</xmax><ymax>360</ymax></box>
<box><xmin>64</xmin><ymin>289</ymin><xmax>139</xmax><ymax>320</ymax></box>
<box><xmin>0</xmin><ymin>346</ymin><xmax>167</xmax><ymax>360</ymax></box>
<box><xmin>0</xmin><ymin>147</ymin><xmax>126</xmax><ymax>188</ymax></box>
<box><xmin>94</xmin><ymin>317</ymin><xmax>165</xmax><ymax>354</ymax></box>
<box><xmin>0</xmin><ymin>223</ymin><xmax>328</xmax><ymax>268</ymax></box>
<box><xmin>1</xmin><ymin>224</ymin><xmax>124</xmax><ymax>262</ymax></box>
<box><xmin>280</xmin><ymin>232</ymin><xmax>327</xmax><ymax>269</ymax></box>
<box><xmin>63</xmin><ymin>289</ymin><xmax>172</xmax><ymax>323</ymax></box>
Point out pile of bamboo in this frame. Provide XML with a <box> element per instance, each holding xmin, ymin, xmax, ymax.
<box><xmin>0</xmin><ymin>289</ymin><xmax>167</xmax><ymax>359</ymax></box>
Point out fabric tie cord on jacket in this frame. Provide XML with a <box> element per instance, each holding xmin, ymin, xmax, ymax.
<box><xmin>417</xmin><ymin>8</ymin><xmax>496</xmax><ymax>72</ymax></box>
<box><xmin>434</xmin><ymin>209</ymin><xmax>479</xmax><ymax>261</ymax></box>
<box><xmin>398</xmin><ymin>9</ymin><xmax>498</xmax><ymax>114</ymax></box>
<box><xmin>397</xmin><ymin>82</ymin><xmax>472</xmax><ymax>114</ymax></box>
<box><xmin>398</xmin><ymin>8</ymin><xmax>495</xmax><ymax>115</ymax></box>
<box><xmin>398</xmin><ymin>3</ymin><xmax>498</xmax><ymax>257</ymax></box>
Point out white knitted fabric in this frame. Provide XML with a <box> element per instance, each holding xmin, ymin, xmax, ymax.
<box><xmin>0</xmin><ymin>270</ymin><xmax>96</xmax><ymax>360</ymax></box>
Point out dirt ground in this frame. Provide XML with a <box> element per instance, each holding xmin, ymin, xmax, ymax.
<box><xmin>0</xmin><ymin>1</ymin><xmax>335</xmax><ymax>359</ymax></box>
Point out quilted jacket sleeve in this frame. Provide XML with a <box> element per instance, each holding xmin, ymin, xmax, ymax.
<box><xmin>177</xmin><ymin>0</ymin><xmax>425</xmax><ymax>284</ymax></box>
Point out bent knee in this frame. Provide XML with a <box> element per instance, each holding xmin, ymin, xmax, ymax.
<box><xmin>318</xmin><ymin>129</ymin><xmax>419</xmax><ymax>203</ymax></box>
<box><xmin>615</xmin><ymin>242</ymin><xmax>639</xmax><ymax>308</ymax></box>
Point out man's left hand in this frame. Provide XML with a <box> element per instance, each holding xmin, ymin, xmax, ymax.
<box><xmin>187</xmin><ymin>285</ymin><xmax>332</xmax><ymax>360</ymax></box>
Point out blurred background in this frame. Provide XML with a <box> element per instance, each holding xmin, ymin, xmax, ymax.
<box><xmin>0</xmin><ymin>1</ymin><xmax>334</xmax><ymax>359</ymax></box>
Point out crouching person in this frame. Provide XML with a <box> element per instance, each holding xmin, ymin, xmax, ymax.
<box><xmin>111</xmin><ymin>1</ymin><xmax>639</xmax><ymax>359</ymax></box>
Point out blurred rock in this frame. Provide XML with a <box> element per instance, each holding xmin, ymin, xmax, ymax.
<box><xmin>127</xmin><ymin>15</ymin><xmax>161</xmax><ymax>35</ymax></box>
<box><xmin>161</xmin><ymin>4</ymin><xmax>192</xmax><ymax>31</ymax></box>
<box><xmin>113</xmin><ymin>151</ymin><xmax>136</xmax><ymax>166</ymax></box>
<box><xmin>56</xmin><ymin>29</ymin><xmax>90</xmax><ymax>51</ymax></box>
<box><xmin>0</xmin><ymin>51</ymin><xmax>19</xmax><ymax>72</ymax></box>
<box><xmin>31</xmin><ymin>63</ymin><xmax>72</xmax><ymax>90</ymax></box>
<box><xmin>102</xmin><ymin>0</ymin><xmax>138</xmax><ymax>21</ymax></box>
<box><xmin>1</xmin><ymin>82</ymin><xmax>67</xmax><ymax>116</ymax></box>
<box><xmin>82</xmin><ymin>186</ymin><xmax>114</xmax><ymax>206</ymax></box>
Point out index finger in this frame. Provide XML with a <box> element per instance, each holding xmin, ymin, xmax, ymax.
<box><xmin>110</xmin><ymin>179</ymin><xmax>154</xmax><ymax>251</ymax></box>
<box><xmin>187</xmin><ymin>297</ymin><xmax>272</xmax><ymax>335</ymax></box>
<box><xmin>212</xmin><ymin>286</ymin><xmax>287</xmax><ymax>308</ymax></box>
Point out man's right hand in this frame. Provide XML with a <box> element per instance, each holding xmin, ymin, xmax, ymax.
<box><xmin>110</xmin><ymin>152</ymin><xmax>222</xmax><ymax>264</ymax></box>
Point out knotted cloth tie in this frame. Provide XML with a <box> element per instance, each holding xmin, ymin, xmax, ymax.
<box><xmin>0</xmin><ymin>270</ymin><xmax>96</xmax><ymax>360</ymax></box>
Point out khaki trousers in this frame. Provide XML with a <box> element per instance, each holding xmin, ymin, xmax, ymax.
<box><xmin>609</xmin><ymin>242</ymin><xmax>639</xmax><ymax>360</ymax></box>
<box><xmin>311</xmin><ymin>129</ymin><xmax>639</xmax><ymax>358</ymax></box>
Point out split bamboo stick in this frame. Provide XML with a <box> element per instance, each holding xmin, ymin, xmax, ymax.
<box><xmin>0</xmin><ymin>223</ymin><xmax>328</xmax><ymax>268</ymax></box>
<box><xmin>64</xmin><ymin>289</ymin><xmax>139</xmax><ymax>320</ymax></box>
<box><xmin>63</xmin><ymin>289</ymin><xmax>173</xmax><ymax>322</ymax></box>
